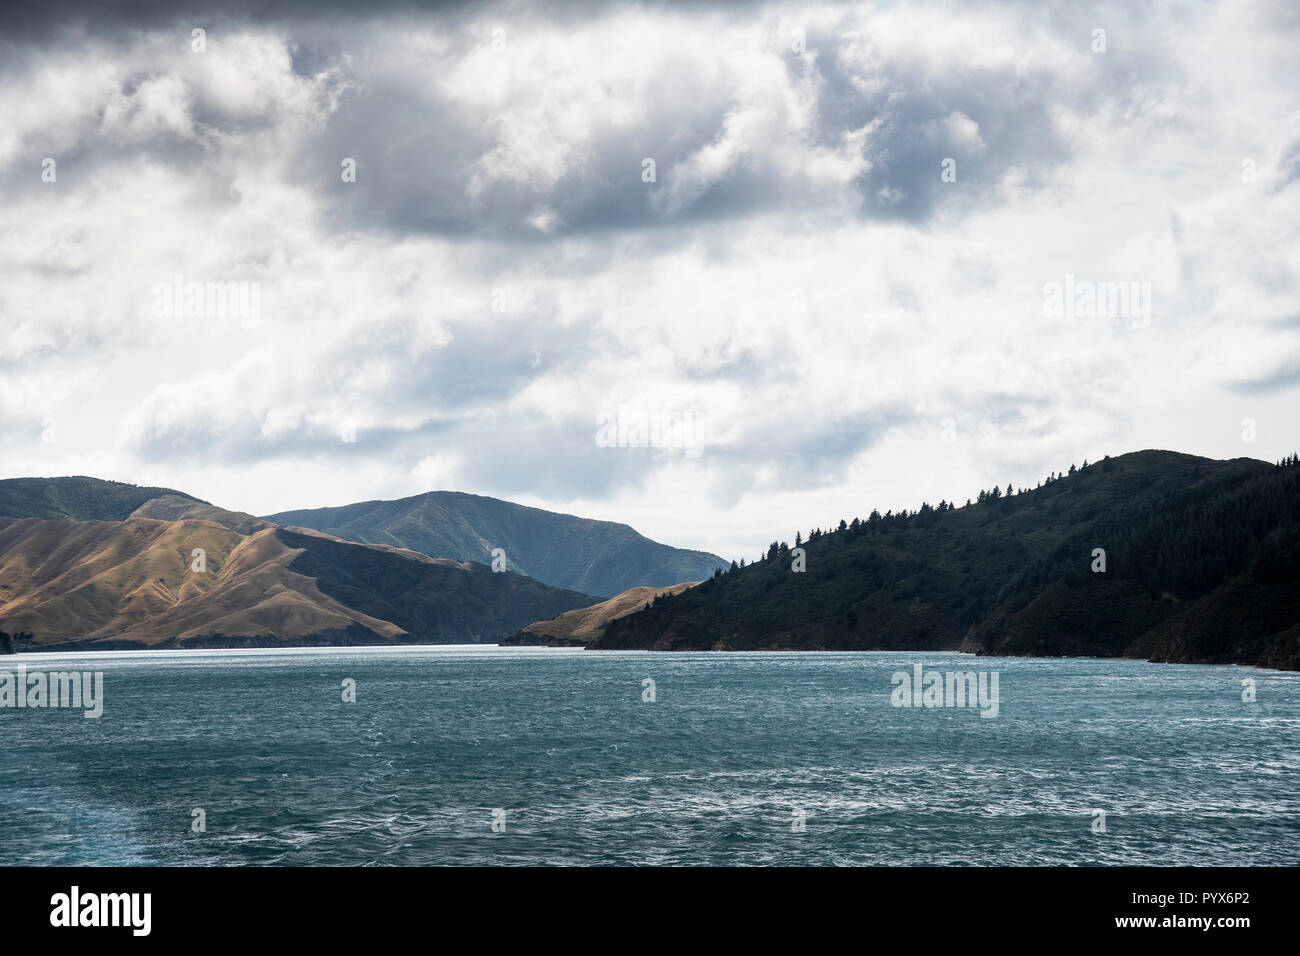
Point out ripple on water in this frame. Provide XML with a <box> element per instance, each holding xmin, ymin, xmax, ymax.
<box><xmin>1</xmin><ymin>647</ymin><xmax>1296</xmax><ymax>865</ymax></box>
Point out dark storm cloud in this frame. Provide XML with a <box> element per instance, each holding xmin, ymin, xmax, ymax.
<box><xmin>299</xmin><ymin>27</ymin><xmax>1072</xmax><ymax>240</ymax></box>
<box><xmin>802</xmin><ymin>28</ymin><xmax>1064</xmax><ymax>222</ymax></box>
<box><xmin>281</xmin><ymin>2</ymin><xmax>1195</xmax><ymax>241</ymax></box>
<box><xmin>0</xmin><ymin>1</ymin><xmax>461</xmax><ymax>38</ymax></box>
<box><xmin>297</xmin><ymin>41</ymin><xmax>805</xmax><ymax>241</ymax></box>
<box><xmin>0</xmin><ymin>0</ymin><xmax>773</xmax><ymax>40</ymax></box>
<box><xmin>3</xmin><ymin>0</ymin><xmax>1191</xmax><ymax>242</ymax></box>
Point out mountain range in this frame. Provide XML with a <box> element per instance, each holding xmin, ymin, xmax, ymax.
<box><xmin>0</xmin><ymin>478</ymin><xmax>717</xmax><ymax>650</ymax></box>
<box><xmin>0</xmin><ymin>511</ymin><xmax>599</xmax><ymax>651</ymax></box>
<box><xmin>2</xmin><ymin>451</ymin><xmax>1297</xmax><ymax>669</ymax></box>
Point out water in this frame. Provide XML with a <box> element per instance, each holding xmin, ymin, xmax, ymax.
<box><xmin>1</xmin><ymin>646</ymin><xmax>1296</xmax><ymax>865</ymax></box>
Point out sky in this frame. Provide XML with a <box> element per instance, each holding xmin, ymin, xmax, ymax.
<box><xmin>1</xmin><ymin>0</ymin><xmax>1298</xmax><ymax>563</ymax></box>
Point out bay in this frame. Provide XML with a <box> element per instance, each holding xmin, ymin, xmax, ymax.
<box><xmin>1</xmin><ymin>646</ymin><xmax>1295</xmax><ymax>866</ymax></box>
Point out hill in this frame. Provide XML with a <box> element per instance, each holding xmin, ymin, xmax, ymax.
<box><xmin>128</xmin><ymin>494</ymin><xmax>274</xmax><ymax>535</ymax></box>
<box><xmin>264</xmin><ymin>490</ymin><xmax>725</xmax><ymax>597</ymax></box>
<box><xmin>0</xmin><ymin>476</ymin><xmax>204</xmax><ymax>521</ymax></box>
<box><xmin>0</xmin><ymin>515</ymin><xmax>599</xmax><ymax>650</ymax></box>
<box><xmin>592</xmin><ymin>451</ymin><xmax>1300</xmax><ymax>670</ymax></box>
<box><xmin>503</xmin><ymin>581</ymin><xmax>700</xmax><ymax>646</ymax></box>
<box><xmin>960</xmin><ymin>453</ymin><xmax>1300</xmax><ymax>669</ymax></box>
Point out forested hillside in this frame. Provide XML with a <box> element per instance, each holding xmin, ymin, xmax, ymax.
<box><xmin>594</xmin><ymin>451</ymin><xmax>1300</xmax><ymax>670</ymax></box>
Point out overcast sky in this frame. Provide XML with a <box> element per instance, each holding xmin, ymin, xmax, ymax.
<box><xmin>2</xmin><ymin>0</ymin><xmax>1298</xmax><ymax>562</ymax></box>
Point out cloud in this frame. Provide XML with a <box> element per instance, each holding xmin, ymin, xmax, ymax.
<box><xmin>2</xmin><ymin>0</ymin><xmax>1299</xmax><ymax>560</ymax></box>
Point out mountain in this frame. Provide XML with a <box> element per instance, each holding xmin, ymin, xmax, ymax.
<box><xmin>0</xmin><ymin>476</ymin><xmax>204</xmax><ymax>521</ymax></box>
<box><xmin>592</xmin><ymin>451</ymin><xmax>1300</xmax><ymax>670</ymax></box>
<box><xmin>263</xmin><ymin>490</ymin><xmax>726</xmax><ymax>597</ymax></box>
<box><xmin>503</xmin><ymin>581</ymin><xmax>701</xmax><ymax>646</ymax></box>
<box><xmin>0</xmin><ymin>514</ymin><xmax>599</xmax><ymax>651</ymax></box>
<box><xmin>128</xmin><ymin>494</ymin><xmax>274</xmax><ymax>535</ymax></box>
<box><xmin>8</xmin><ymin>454</ymin><xmax>1295</xmax><ymax>665</ymax></box>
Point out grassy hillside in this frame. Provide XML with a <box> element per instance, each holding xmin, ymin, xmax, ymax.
<box><xmin>129</xmin><ymin>494</ymin><xmax>274</xmax><ymax>534</ymax></box>
<box><xmin>265</xmin><ymin>490</ymin><xmax>725</xmax><ymax>597</ymax></box>
<box><xmin>503</xmin><ymin>581</ymin><xmax>700</xmax><ymax>646</ymax></box>
<box><xmin>0</xmin><ymin>476</ymin><xmax>203</xmax><ymax>521</ymax></box>
<box><xmin>0</xmin><ymin>516</ymin><xmax>599</xmax><ymax>650</ymax></box>
<box><xmin>592</xmin><ymin>451</ymin><xmax>1299</xmax><ymax>669</ymax></box>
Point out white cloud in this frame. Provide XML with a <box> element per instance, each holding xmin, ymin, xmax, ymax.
<box><xmin>1</xmin><ymin>0</ymin><xmax>1298</xmax><ymax>562</ymax></box>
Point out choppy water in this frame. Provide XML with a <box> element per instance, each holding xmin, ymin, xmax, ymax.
<box><xmin>1</xmin><ymin>646</ymin><xmax>1296</xmax><ymax>865</ymax></box>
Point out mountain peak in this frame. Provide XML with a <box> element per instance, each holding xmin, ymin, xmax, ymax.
<box><xmin>264</xmin><ymin>490</ymin><xmax>724</xmax><ymax>597</ymax></box>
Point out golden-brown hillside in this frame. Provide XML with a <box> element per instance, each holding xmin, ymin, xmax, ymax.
<box><xmin>505</xmin><ymin>581</ymin><xmax>700</xmax><ymax>646</ymax></box>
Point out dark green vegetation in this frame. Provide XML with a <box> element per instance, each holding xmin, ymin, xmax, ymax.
<box><xmin>266</xmin><ymin>490</ymin><xmax>726</xmax><ymax>597</ymax></box>
<box><xmin>0</xmin><ymin>476</ymin><xmax>203</xmax><ymax>521</ymax></box>
<box><xmin>593</xmin><ymin>451</ymin><xmax>1300</xmax><ymax>670</ymax></box>
<box><xmin>276</xmin><ymin>529</ymin><xmax>600</xmax><ymax>644</ymax></box>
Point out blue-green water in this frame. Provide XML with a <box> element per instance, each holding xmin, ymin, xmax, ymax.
<box><xmin>1</xmin><ymin>646</ymin><xmax>1296</xmax><ymax>865</ymax></box>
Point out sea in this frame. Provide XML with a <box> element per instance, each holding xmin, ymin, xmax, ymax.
<box><xmin>1</xmin><ymin>646</ymin><xmax>1296</xmax><ymax>865</ymax></box>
